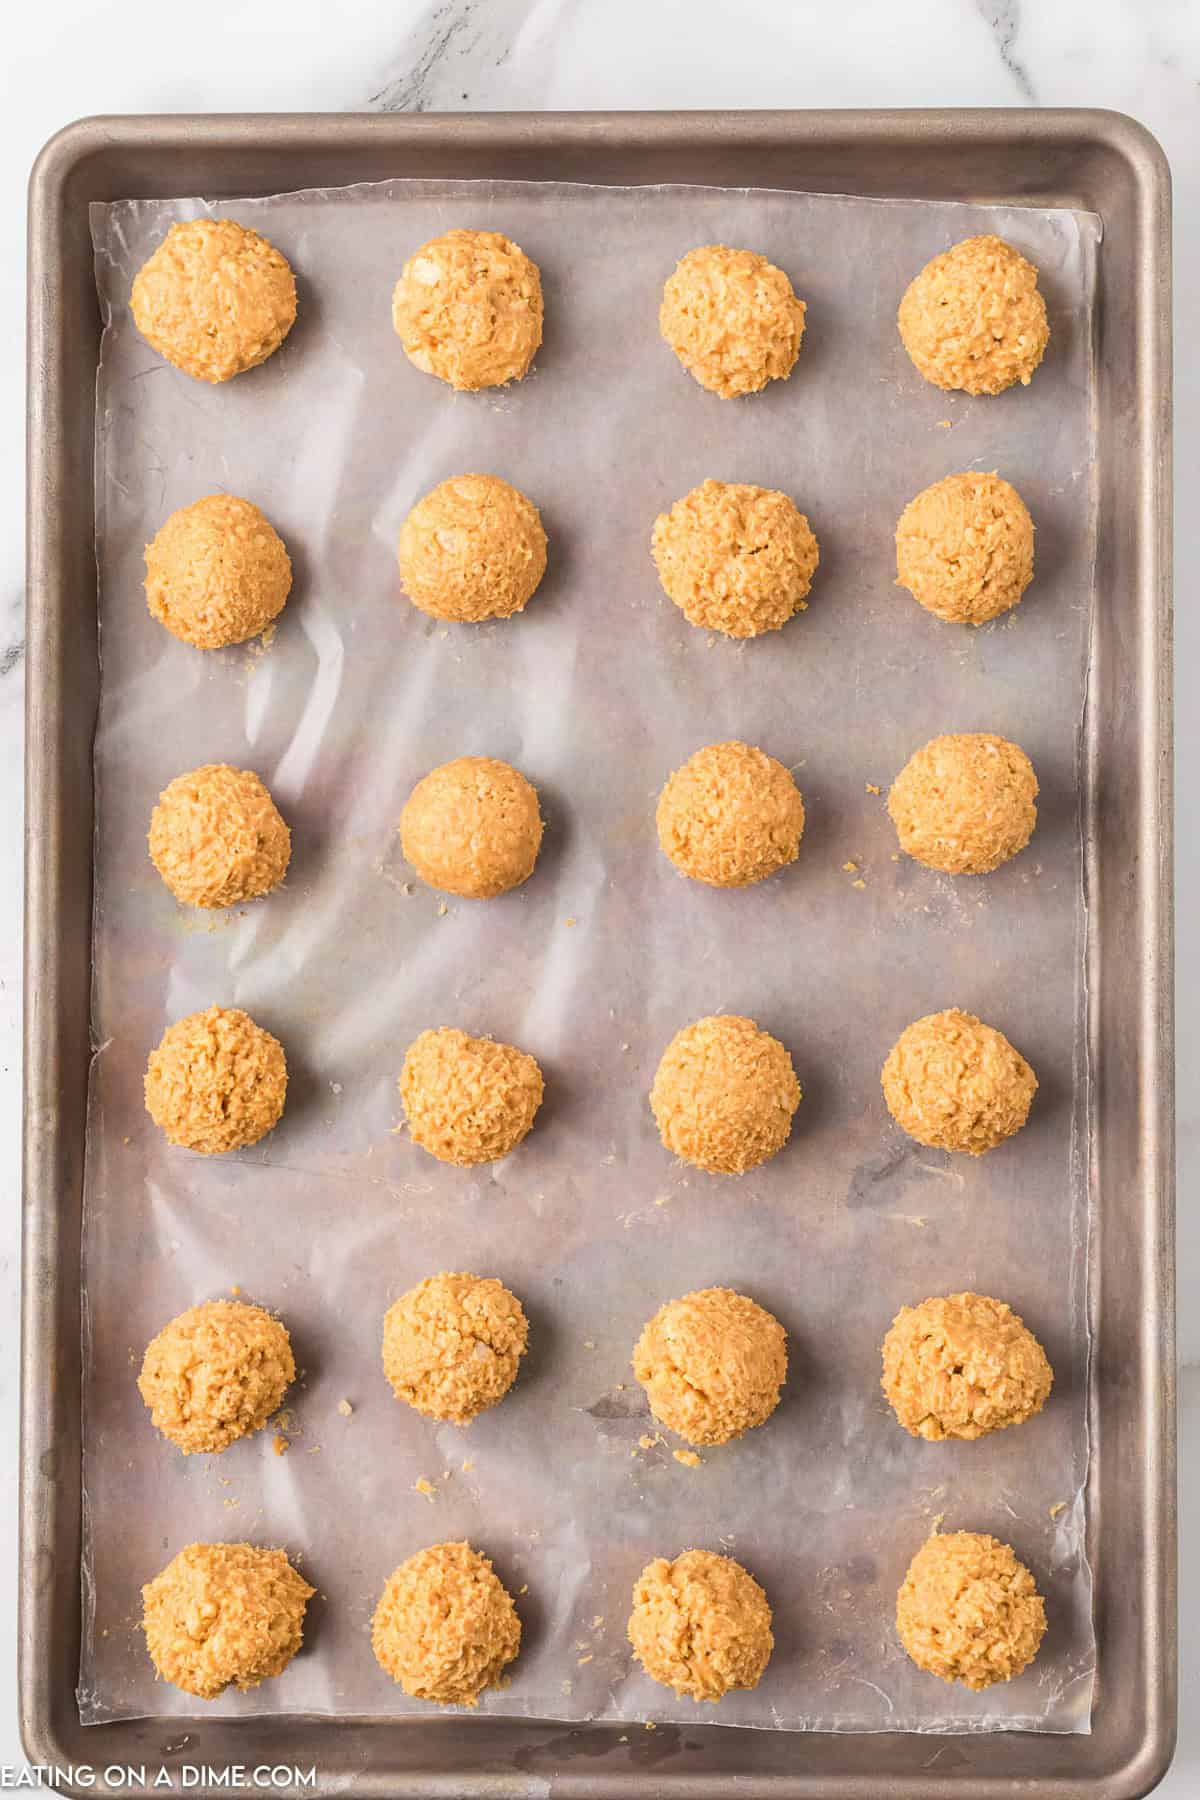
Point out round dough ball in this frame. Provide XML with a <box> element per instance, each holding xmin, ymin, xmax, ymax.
<box><xmin>372</xmin><ymin>1540</ymin><xmax>521</xmax><ymax>1705</ymax></box>
<box><xmin>888</xmin><ymin>733</ymin><xmax>1037</xmax><ymax>875</ymax></box>
<box><xmin>145</xmin><ymin>1005</ymin><xmax>287</xmax><ymax>1154</ymax></box>
<box><xmin>397</xmin><ymin>474</ymin><xmax>547</xmax><ymax>623</ymax></box>
<box><xmin>145</xmin><ymin>494</ymin><xmax>292</xmax><ymax>650</ymax></box>
<box><xmin>142</xmin><ymin>1542</ymin><xmax>313</xmax><ymax>1699</ymax></box>
<box><xmin>139</xmin><ymin>1299</ymin><xmax>295</xmax><ymax>1455</ymax></box>
<box><xmin>898</xmin><ymin>234</ymin><xmax>1049</xmax><ymax>395</ymax></box>
<box><xmin>628</xmin><ymin>1550</ymin><xmax>773</xmax><ymax>1701</ymax></box>
<box><xmin>130</xmin><ymin>218</ymin><xmax>297</xmax><ymax>384</ymax></box>
<box><xmin>896</xmin><ymin>1531</ymin><xmax>1046</xmax><ymax>1690</ymax></box>
<box><xmin>651</xmin><ymin>1014</ymin><xmax>800</xmax><ymax>1175</ymax></box>
<box><xmin>657</xmin><ymin>740</ymin><xmax>804</xmax><ymax>887</ymax></box>
<box><xmin>634</xmin><ymin>1287</ymin><xmax>787</xmax><ymax>1446</ymax></box>
<box><xmin>659</xmin><ymin>245</ymin><xmax>806</xmax><ymax>398</ymax></box>
<box><xmin>895</xmin><ymin>472</ymin><xmax>1034</xmax><ymax>626</ymax></box>
<box><xmin>881</xmin><ymin>1292</ymin><xmax>1052</xmax><ymax>1441</ymax></box>
<box><xmin>149</xmin><ymin>764</ymin><xmax>291</xmax><ymax>909</ymax></box>
<box><xmin>652</xmin><ymin>479</ymin><xmax>819</xmax><ymax>639</ymax></box>
<box><xmin>400</xmin><ymin>1028</ymin><xmax>543</xmax><ymax>1166</ymax></box>
<box><xmin>881</xmin><ymin>1008</ymin><xmax>1036</xmax><ymax>1157</ymax></box>
<box><xmin>382</xmin><ymin>1271</ymin><xmax>529</xmax><ymax>1424</ymax></box>
<box><xmin>400</xmin><ymin>756</ymin><xmax>542</xmax><ymax>899</ymax></box>
<box><xmin>392</xmin><ymin>229</ymin><xmax>542</xmax><ymax>391</ymax></box>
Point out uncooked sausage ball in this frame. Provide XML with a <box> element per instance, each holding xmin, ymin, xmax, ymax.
<box><xmin>895</xmin><ymin>473</ymin><xmax>1034</xmax><ymax>626</ymax></box>
<box><xmin>888</xmin><ymin>733</ymin><xmax>1037</xmax><ymax>875</ymax></box>
<box><xmin>149</xmin><ymin>764</ymin><xmax>291</xmax><ymax>908</ymax></box>
<box><xmin>145</xmin><ymin>494</ymin><xmax>292</xmax><ymax>649</ymax></box>
<box><xmin>399</xmin><ymin>1028</ymin><xmax>543</xmax><ymax>1165</ymax></box>
<box><xmin>139</xmin><ymin>1299</ymin><xmax>295</xmax><ymax>1454</ymax></box>
<box><xmin>881</xmin><ymin>1292</ymin><xmax>1052</xmax><ymax>1441</ymax></box>
<box><xmin>142</xmin><ymin>1543</ymin><xmax>313</xmax><ymax>1698</ymax></box>
<box><xmin>881</xmin><ymin>1008</ymin><xmax>1036</xmax><ymax>1156</ymax></box>
<box><xmin>392</xmin><ymin>229</ymin><xmax>543</xmax><ymax>390</ymax></box>
<box><xmin>652</xmin><ymin>479</ymin><xmax>819</xmax><ymax>639</ymax></box>
<box><xmin>397</xmin><ymin>474</ymin><xmax>547</xmax><ymax>622</ymax></box>
<box><xmin>898</xmin><ymin>235</ymin><xmax>1049</xmax><ymax>395</ymax></box>
<box><xmin>651</xmin><ymin>1014</ymin><xmax>800</xmax><ymax>1175</ymax></box>
<box><xmin>130</xmin><ymin>218</ymin><xmax>297</xmax><ymax>384</ymax></box>
<box><xmin>628</xmin><ymin>1550</ymin><xmax>774</xmax><ymax>1701</ymax></box>
<box><xmin>382</xmin><ymin>1272</ymin><xmax>529</xmax><ymax>1424</ymax></box>
<box><xmin>657</xmin><ymin>741</ymin><xmax>805</xmax><ymax>887</ymax></box>
<box><xmin>372</xmin><ymin>1541</ymin><xmax>521</xmax><ymax>1705</ymax></box>
<box><xmin>659</xmin><ymin>245</ymin><xmax>806</xmax><ymax>398</ymax></box>
<box><xmin>634</xmin><ymin>1287</ymin><xmax>787</xmax><ymax>1445</ymax></box>
<box><xmin>896</xmin><ymin>1532</ymin><xmax>1046</xmax><ymax>1689</ymax></box>
<box><xmin>145</xmin><ymin>1005</ymin><xmax>287</xmax><ymax>1154</ymax></box>
<box><xmin>400</xmin><ymin>756</ymin><xmax>542</xmax><ymax>899</ymax></box>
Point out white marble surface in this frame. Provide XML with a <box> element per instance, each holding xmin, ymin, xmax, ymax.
<box><xmin>5</xmin><ymin>0</ymin><xmax>1195</xmax><ymax>1787</ymax></box>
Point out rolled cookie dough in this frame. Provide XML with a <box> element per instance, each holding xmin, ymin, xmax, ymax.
<box><xmin>372</xmin><ymin>1541</ymin><xmax>521</xmax><ymax>1705</ymax></box>
<box><xmin>628</xmin><ymin>1549</ymin><xmax>774</xmax><ymax>1701</ymax></box>
<box><xmin>142</xmin><ymin>1542</ymin><xmax>313</xmax><ymax>1699</ymax></box>
<box><xmin>383</xmin><ymin>1271</ymin><xmax>529</xmax><ymax>1424</ymax></box>
<box><xmin>392</xmin><ymin>229</ymin><xmax>543</xmax><ymax>390</ymax></box>
<box><xmin>145</xmin><ymin>494</ymin><xmax>292</xmax><ymax>650</ymax></box>
<box><xmin>139</xmin><ymin>1299</ymin><xmax>294</xmax><ymax>1455</ymax></box>
<box><xmin>144</xmin><ymin>1005</ymin><xmax>287</xmax><ymax>1154</ymax></box>
<box><xmin>896</xmin><ymin>1531</ymin><xmax>1046</xmax><ymax>1689</ymax></box>
<box><xmin>400</xmin><ymin>756</ymin><xmax>543</xmax><ymax>899</ymax></box>
<box><xmin>895</xmin><ymin>472</ymin><xmax>1034</xmax><ymax>626</ymax></box>
<box><xmin>651</xmin><ymin>1014</ymin><xmax>800</xmax><ymax>1175</ymax></box>
<box><xmin>130</xmin><ymin>218</ymin><xmax>297</xmax><ymax>384</ymax></box>
<box><xmin>634</xmin><ymin>1287</ymin><xmax>787</xmax><ymax>1446</ymax></box>
<box><xmin>659</xmin><ymin>245</ymin><xmax>806</xmax><ymax>397</ymax></box>
<box><xmin>149</xmin><ymin>763</ymin><xmax>291</xmax><ymax>908</ymax></box>
<box><xmin>881</xmin><ymin>1292</ymin><xmax>1052</xmax><ymax>1441</ymax></box>
<box><xmin>898</xmin><ymin>235</ymin><xmax>1049</xmax><ymax>395</ymax></box>
<box><xmin>881</xmin><ymin>1008</ymin><xmax>1036</xmax><ymax>1156</ymax></box>
<box><xmin>657</xmin><ymin>740</ymin><xmax>804</xmax><ymax>887</ymax></box>
<box><xmin>652</xmin><ymin>479</ymin><xmax>819</xmax><ymax>639</ymax></box>
<box><xmin>887</xmin><ymin>732</ymin><xmax>1038</xmax><ymax>874</ymax></box>
<box><xmin>399</xmin><ymin>1027</ymin><xmax>543</xmax><ymax>1165</ymax></box>
<box><xmin>398</xmin><ymin>473</ymin><xmax>547</xmax><ymax>622</ymax></box>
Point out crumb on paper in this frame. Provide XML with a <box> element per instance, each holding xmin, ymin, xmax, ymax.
<box><xmin>436</xmin><ymin>900</ymin><xmax>449</xmax><ymax>917</ymax></box>
<box><xmin>866</xmin><ymin>782</ymin><xmax>881</xmax><ymax>795</ymax></box>
<box><xmin>842</xmin><ymin>860</ymin><xmax>858</xmax><ymax>873</ymax></box>
<box><xmin>937</xmin><ymin>418</ymin><xmax>952</xmax><ymax>429</ymax></box>
<box><xmin>1049</xmin><ymin>1500</ymin><xmax>1067</xmax><ymax>1520</ymax></box>
<box><xmin>414</xmin><ymin>1477</ymin><xmax>436</xmax><ymax>1502</ymax></box>
<box><xmin>462</xmin><ymin>1459</ymin><xmax>474</xmax><ymax>1473</ymax></box>
<box><xmin>615</xmin><ymin>1383</ymin><xmax>625</xmax><ymax>1392</ymax></box>
<box><xmin>638</xmin><ymin>1433</ymin><xmax>663</xmax><ymax>1451</ymax></box>
<box><xmin>519</xmin><ymin>1583</ymin><xmax>529</xmax><ymax>1596</ymax></box>
<box><xmin>852</xmin><ymin>877</ymin><xmax>866</xmax><ymax>890</ymax></box>
<box><xmin>654</xmin><ymin>1193</ymin><xmax>671</xmax><ymax>1207</ymax></box>
<box><xmin>337</xmin><ymin>1399</ymin><xmax>354</xmax><ymax>1418</ymax></box>
<box><xmin>565</xmin><ymin>915</ymin><xmax>578</xmax><ymax>928</ymax></box>
<box><xmin>644</xmin><ymin>1721</ymin><xmax>656</xmax><ymax>1732</ymax></box>
<box><xmin>674</xmin><ymin>1449</ymin><xmax>701</xmax><ymax>1468</ymax></box>
<box><xmin>122</xmin><ymin>1135</ymin><xmax>131</xmax><ymax>1146</ymax></box>
<box><xmin>229</xmin><ymin>1284</ymin><xmax>241</xmax><ymax>1296</ymax></box>
<box><xmin>272</xmin><ymin>1434</ymin><xmax>289</xmax><ymax>1456</ymax></box>
<box><xmin>930</xmin><ymin>1511</ymin><xmax>945</xmax><ymax>1533</ymax></box>
<box><xmin>577</xmin><ymin>1653</ymin><xmax>593</xmax><ymax>1666</ymax></box>
<box><xmin>591</xmin><ymin>1615</ymin><xmax>604</xmax><ymax>1630</ymax></box>
<box><xmin>583</xmin><ymin>1338</ymin><xmax>595</xmax><ymax>1351</ymax></box>
<box><xmin>891</xmin><ymin>852</ymin><xmax>900</xmax><ymax>862</ymax></box>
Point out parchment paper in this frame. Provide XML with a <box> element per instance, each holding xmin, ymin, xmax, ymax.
<box><xmin>82</xmin><ymin>177</ymin><xmax>1099</xmax><ymax>1734</ymax></box>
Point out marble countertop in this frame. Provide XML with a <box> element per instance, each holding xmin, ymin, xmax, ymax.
<box><xmin>5</xmin><ymin>0</ymin><xmax>1194</xmax><ymax>1789</ymax></box>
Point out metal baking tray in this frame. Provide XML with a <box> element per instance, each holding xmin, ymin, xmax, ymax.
<box><xmin>23</xmin><ymin>110</ymin><xmax>1174</xmax><ymax>1798</ymax></box>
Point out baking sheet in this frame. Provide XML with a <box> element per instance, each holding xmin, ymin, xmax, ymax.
<box><xmin>82</xmin><ymin>177</ymin><xmax>1098</xmax><ymax>1734</ymax></box>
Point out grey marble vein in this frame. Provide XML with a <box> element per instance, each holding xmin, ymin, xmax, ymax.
<box><xmin>367</xmin><ymin>0</ymin><xmax>569</xmax><ymax>113</ymax></box>
<box><xmin>0</xmin><ymin>642</ymin><xmax>23</xmax><ymax>680</ymax></box>
<box><xmin>974</xmin><ymin>0</ymin><xmax>1037</xmax><ymax>104</ymax></box>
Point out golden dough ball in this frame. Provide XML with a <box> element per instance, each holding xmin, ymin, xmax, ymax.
<box><xmin>138</xmin><ymin>1299</ymin><xmax>295</xmax><ymax>1455</ymax></box>
<box><xmin>657</xmin><ymin>740</ymin><xmax>804</xmax><ymax>887</ymax></box>
<box><xmin>651</xmin><ymin>1014</ymin><xmax>800</xmax><ymax>1175</ymax></box>
<box><xmin>382</xmin><ymin>1271</ymin><xmax>529</xmax><ymax>1424</ymax></box>
<box><xmin>145</xmin><ymin>1005</ymin><xmax>287</xmax><ymax>1154</ymax></box>
<box><xmin>144</xmin><ymin>494</ymin><xmax>292</xmax><ymax>650</ymax></box>
<box><xmin>628</xmin><ymin>1550</ymin><xmax>773</xmax><ymax>1701</ymax></box>
<box><xmin>881</xmin><ymin>1292</ymin><xmax>1052</xmax><ymax>1442</ymax></box>
<box><xmin>898</xmin><ymin>234</ymin><xmax>1049</xmax><ymax>396</ymax></box>
<box><xmin>633</xmin><ymin>1287</ymin><xmax>787</xmax><ymax>1446</ymax></box>
<box><xmin>895</xmin><ymin>472</ymin><xmax>1034</xmax><ymax>626</ymax></box>
<box><xmin>399</xmin><ymin>1028</ymin><xmax>543</xmax><ymax>1166</ymax></box>
<box><xmin>130</xmin><ymin>218</ymin><xmax>297</xmax><ymax>384</ymax></box>
<box><xmin>149</xmin><ymin>764</ymin><xmax>291</xmax><ymax>909</ymax></box>
<box><xmin>881</xmin><ymin>1008</ymin><xmax>1036</xmax><ymax>1157</ymax></box>
<box><xmin>888</xmin><ymin>733</ymin><xmax>1037</xmax><ymax>875</ymax></box>
<box><xmin>372</xmin><ymin>1540</ymin><xmax>521</xmax><ymax>1705</ymax></box>
<box><xmin>896</xmin><ymin>1532</ymin><xmax>1046</xmax><ymax>1690</ymax></box>
<box><xmin>392</xmin><ymin>229</ymin><xmax>543</xmax><ymax>391</ymax></box>
<box><xmin>142</xmin><ymin>1542</ymin><xmax>313</xmax><ymax>1699</ymax></box>
<box><xmin>659</xmin><ymin>245</ymin><xmax>806</xmax><ymax>398</ymax></box>
<box><xmin>400</xmin><ymin>756</ymin><xmax>543</xmax><ymax>899</ymax></box>
<box><xmin>652</xmin><ymin>479</ymin><xmax>819</xmax><ymax>639</ymax></box>
<box><xmin>397</xmin><ymin>474</ymin><xmax>547</xmax><ymax>623</ymax></box>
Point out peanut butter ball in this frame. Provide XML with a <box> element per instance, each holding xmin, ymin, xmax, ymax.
<box><xmin>142</xmin><ymin>1543</ymin><xmax>313</xmax><ymax>1699</ymax></box>
<box><xmin>634</xmin><ymin>1287</ymin><xmax>787</xmax><ymax>1446</ymax></box>
<box><xmin>149</xmin><ymin>764</ymin><xmax>291</xmax><ymax>908</ymax></box>
<box><xmin>398</xmin><ymin>473</ymin><xmax>547</xmax><ymax>623</ymax></box>
<box><xmin>895</xmin><ymin>472</ymin><xmax>1034</xmax><ymax>626</ymax></box>
<box><xmin>400</xmin><ymin>756</ymin><xmax>542</xmax><ymax>899</ymax></box>
<box><xmin>392</xmin><ymin>229</ymin><xmax>543</xmax><ymax>391</ymax></box>
<box><xmin>660</xmin><ymin>245</ymin><xmax>806</xmax><ymax>398</ymax></box>
<box><xmin>651</xmin><ymin>1014</ymin><xmax>800</xmax><ymax>1175</ymax></box>
<box><xmin>898</xmin><ymin>235</ymin><xmax>1049</xmax><ymax>396</ymax></box>
<box><xmin>145</xmin><ymin>494</ymin><xmax>292</xmax><ymax>650</ymax></box>
<box><xmin>145</xmin><ymin>1005</ymin><xmax>287</xmax><ymax>1154</ymax></box>
<box><xmin>882</xmin><ymin>1292</ymin><xmax>1052</xmax><ymax>1441</ymax></box>
<box><xmin>888</xmin><ymin>733</ymin><xmax>1037</xmax><ymax>875</ymax></box>
<box><xmin>896</xmin><ymin>1532</ymin><xmax>1046</xmax><ymax>1690</ymax></box>
<box><xmin>130</xmin><ymin>218</ymin><xmax>297</xmax><ymax>384</ymax></box>
<box><xmin>629</xmin><ymin>1550</ymin><xmax>773</xmax><ymax>1701</ymax></box>
<box><xmin>652</xmin><ymin>479</ymin><xmax>819</xmax><ymax>639</ymax></box>
<box><xmin>882</xmin><ymin>1008</ymin><xmax>1036</xmax><ymax>1156</ymax></box>
<box><xmin>372</xmin><ymin>1541</ymin><xmax>521</xmax><ymax>1705</ymax></box>
<box><xmin>657</xmin><ymin>740</ymin><xmax>804</xmax><ymax>886</ymax></box>
<box><xmin>399</xmin><ymin>1027</ymin><xmax>543</xmax><ymax>1166</ymax></box>
<box><xmin>383</xmin><ymin>1272</ymin><xmax>529</xmax><ymax>1425</ymax></box>
<box><xmin>139</xmin><ymin>1299</ymin><xmax>295</xmax><ymax>1455</ymax></box>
